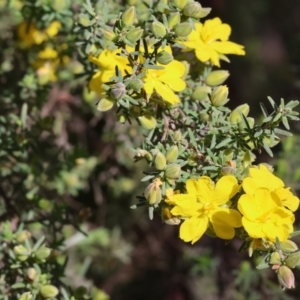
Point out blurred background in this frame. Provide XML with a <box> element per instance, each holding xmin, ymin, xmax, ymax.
<box><xmin>1</xmin><ymin>0</ymin><xmax>300</xmax><ymax>299</ymax></box>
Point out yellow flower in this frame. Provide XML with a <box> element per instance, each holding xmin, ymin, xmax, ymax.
<box><xmin>169</xmin><ymin>176</ymin><xmax>241</xmax><ymax>244</ymax></box>
<box><xmin>33</xmin><ymin>47</ymin><xmax>69</xmax><ymax>84</ymax></box>
<box><xmin>243</xmin><ymin>164</ymin><xmax>299</xmax><ymax>212</ymax></box>
<box><xmin>143</xmin><ymin>59</ymin><xmax>186</xmax><ymax>105</ymax></box>
<box><xmin>179</xmin><ymin>18</ymin><xmax>245</xmax><ymax>67</ymax></box>
<box><xmin>89</xmin><ymin>49</ymin><xmax>129</xmax><ymax>96</ymax></box>
<box><xmin>238</xmin><ymin>188</ymin><xmax>295</xmax><ymax>242</ymax></box>
<box><xmin>17</xmin><ymin>21</ymin><xmax>61</xmax><ymax>47</ymax></box>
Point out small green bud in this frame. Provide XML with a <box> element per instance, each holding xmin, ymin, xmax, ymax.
<box><xmin>174</xmin><ymin>22</ymin><xmax>193</xmax><ymax>37</ymax></box>
<box><xmin>156</xmin><ymin>0</ymin><xmax>168</xmax><ymax>13</ymax></box>
<box><xmin>173</xmin><ymin>130</ymin><xmax>182</xmax><ymax>142</ymax></box>
<box><xmin>110</xmin><ymin>82</ymin><xmax>126</xmax><ymax>100</ymax></box>
<box><xmin>168</xmin><ymin>12</ymin><xmax>181</xmax><ymax>29</ymax></box>
<box><xmin>285</xmin><ymin>252</ymin><xmax>300</xmax><ymax>269</ymax></box>
<box><xmin>78</xmin><ymin>14</ymin><xmax>93</xmax><ymax>27</ymax></box>
<box><xmin>138</xmin><ymin>115</ymin><xmax>157</xmax><ymax>130</ymax></box>
<box><xmin>122</xmin><ymin>6</ymin><xmax>136</xmax><ymax>27</ymax></box>
<box><xmin>154</xmin><ymin>152</ymin><xmax>167</xmax><ymax>170</ymax></box>
<box><xmin>281</xmin><ymin>240</ymin><xmax>298</xmax><ymax>253</ymax></box>
<box><xmin>170</xmin><ymin>0</ymin><xmax>188</xmax><ymax>10</ymax></box>
<box><xmin>156</xmin><ymin>51</ymin><xmax>173</xmax><ymax>65</ymax></box>
<box><xmin>102</xmin><ymin>29</ymin><xmax>116</xmax><ymax>41</ymax></box>
<box><xmin>211</xmin><ymin>85</ymin><xmax>229</xmax><ymax>107</ymax></box>
<box><xmin>269</xmin><ymin>251</ymin><xmax>282</xmax><ymax>265</ymax></box>
<box><xmin>27</xmin><ymin>268</ymin><xmax>38</xmax><ymax>281</ymax></box>
<box><xmin>14</xmin><ymin>245</ymin><xmax>30</xmax><ymax>261</ymax></box>
<box><xmin>151</xmin><ymin>21</ymin><xmax>167</xmax><ymax>38</ymax></box>
<box><xmin>199</xmin><ymin>112</ymin><xmax>210</xmax><ymax>122</ymax></box>
<box><xmin>183</xmin><ymin>2</ymin><xmax>211</xmax><ymax>19</ymax></box>
<box><xmin>144</xmin><ymin>181</ymin><xmax>162</xmax><ymax>205</ymax></box>
<box><xmin>97</xmin><ymin>98</ymin><xmax>114</xmax><ymax>112</ymax></box>
<box><xmin>165</xmin><ymin>163</ymin><xmax>181</xmax><ymax>179</ymax></box>
<box><xmin>191</xmin><ymin>86</ymin><xmax>211</xmax><ymax>101</ymax></box>
<box><xmin>277</xmin><ymin>266</ymin><xmax>295</xmax><ymax>289</ymax></box>
<box><xmin>19</xmin><ymin>292</ymin><xmax>33</xmax><ymax>300</ymax></box>
<box><xmin>117</xmin><ymin>113</ymin><xmax>126</xmax><ymax>123</ymax></box>
<box><xmin>126</xmin><ymin>28</ymin><xmax>144</xmax><ymax>43</ymax></box>
<box><xmin>205</xmin><ymin>70</ymin><xmax>230</xmax><ymax>86</ymax></box>
<box><xmin>229</xmin><ymin>104</ymin><xmax>250</xmax><ymax>124</ymax></box>
<box><xmin>15</xmin><ymin>230</ymin><xmax>31</xmax><ymax>243</ymax></box>
<box><xmin>35</xmin><ymin>245</ymin><xmax>51</xmax><ymax>260</ymax></box>
<box><xmin>145</xmin><ymin>152</ymin><xmax>153</xmax><ymax>162</ymax></box>
<box><xmin>40</xmin><ymin>285</ymin><xmax>59</xmax><ymax>298</ymax></box>
<box><xmin>166</xmin><ymin>145</ymin><xmax>179</xmax><ymax>163</ymax></box>
<box><xmin>127</xmin><ymin>78</ymin><xmax>144</xmax><ymax>91</ymax></box>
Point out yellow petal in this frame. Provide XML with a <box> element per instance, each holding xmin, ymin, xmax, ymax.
<box><xmin>179</xmin><ymin>216</ymin><xmax>209</xmax><ymax>244</ymax></box>
<box><xmin>186</xmin><ymin>177</ymin><xmax>213</xmax><ymax>201</ymax></box>
<box><xmin>152</xmin><ymin>80</ymin><xmax>180</xmax><ymax>104</ymax></box>
<box><xmin>214</xmin><ymin>175</ymin><xmax>239</xmax><ymax>204</ymax></box>
<box><xmin>211</xmin><ymin>41</ymin><xmax>245</xmax><ymax>55</ymax></box>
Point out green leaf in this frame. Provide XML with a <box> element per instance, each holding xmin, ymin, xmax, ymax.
<box><xmin>263</xmin><ymin>140</ymin><xmax>273</xmax><ymax>157</ymax></box>
<box><xmin>83</xmin><ymin>0</ymin><xmax>95</xmax><ymax>16</ymax></box>
<box><xmin>274</xmin><ymin>128</ymin><xmax>292</xmax><ymax>136</ymax></box>
<box><xmin>20</xmin><ymin>103</ymin><xmax>28</xmax><ymax>129</ymax></box>
<box><xmin>282</xmin><ymin>116</ymin><xmax>290</xmax><ymax>130</ymax></box>
<box><xmin>260</xmin><ymin>102</ymin><xmax>269</xmax><ymax>118</ymax></box>
<box><xmin>216</xmin><ymin>138</ymin><xmax>232</xmax><ymax>149</ymax></box>
<box><xmin>267</xmin><ymin>96</ymin><xmax>277</xmax><ymax>109</ymax></box>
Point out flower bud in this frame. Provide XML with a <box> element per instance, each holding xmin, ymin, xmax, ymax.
<box><xmin>199</xmin><ymin>112</ymin><xmax>210</xmax><ymax>122</ymax></box>
<box><xmin>156</xmin><ymin>51</ymin><xmax>173</xmax><ymax>65</ymax></box>
<box><xmin>269</xmin><ymin>251</ymin><xmax>282</xmax><ymax>265</ymax></box>
<box><xmin>138</xmin><ymin>115</ymin><xmax>157</xmax><ymax>130</ymax></box>
<box><xmin>121</xmin><ymin>6</ymin><xmax>136</xmax><ymax>27</ymax></box>
<box><xmin>127</xmin><ymin>78</ymin><xmax>144</xmax><ymax>91</ymax></box>
<box><xmin>205</xmin><ymin>70</ymin><xmax>230</xmax><ymax>86</ymax></box>
<box><xmin>14</xmin><ymin>245</ymin><xmax>30</xmax><ymax>261</ymax></box>
<box><xmin>144</xmin><ymin>182</ymin><xmax>162</xmax><ymax>205</ymax></box>
<box><xmin>285</xmin><ymin>252</ymin><xmax>300</xmax><ymax>269</ymax></box>
<box><xmin>191</xmin><ymin>86</ymin><xmax>211</xmax><ymax>101</ymax></box>
<box><xmin>221</xmin><ymin>160</ymin><xmax>236</xmax><ymax>175</ymax></box>
<box><xmin>168</xmin><ymin>12</ymin><xmax>181</xmax><ymax>29</ymax></box>
<box><xmin>102</xmin><ymin>29</ymin><xmax>116</xmax><ymax>41</ymax></box>
<box><xmin>27</xmin><ymin>268</ymin><xmax>38</xmax><ymax>281</ymax></box>
<box><xmin>174</xmin><ymin>22</ymin><xmax>193</xmax><ymax>37</ymax></box>
<box><xmin>165</xmin><ymin>164</ymin><xmax>181</xmax><ymax>179</ymax></box>
<box><xmin>183</xmin><ymin>2</ymin><xmax>211</xmax><ymax>19</ymax></box>
<box><xmin>154</xmin><ymin>152</ymin><xmax>167</xmax><ymax>170</ymax></box>
<box><xmin>166</xmin><ymin>145</ymin><xmax>179</xmax><ymax>163</ymax></box>
<box><xmin>19</xmin><ymin>292</ymin><xmax>33</xmax><ymax>300</ymax></box>
<box><xmin>229</xmin><ymin>104</ymin><xmax>250</xmax><ymax>124</ymax></box>
<box><xmin>173</xmin><ymin>130</ymin><xmax>182</xmax><ymax>142</ymax></box>
<box><xmin>161</xmin><ymin>206</ymin><xmax>181</xmax><ymax>225</ymax></box>
<box><xmin>151</xmin><ymin>21</ymin><xmax>167</xmax><ymax>38</ymax></box>
<box><xmin>210</xmin><ymin>85</ymin><xmax>229</xmax><ymax>107</ymax></box>
<box><xmin>35</xmin><ymin>245</ymin><xmax>51</xmax><ymax>260</ymax></box>
<box><xmin>170</xmin><ymin>0</ymin><xmax>188</xmax><ymax>10</ymax></box>
<box><xmin>277</xmin><ymin>266</ymin><xmax>295</xmax><ymax>289</ymax></box>
<box><xmin>117</xmin><ymin>113</ymin><xmax>126</xmax><ymax>123</ymax></box>
<box><xmin>110</xmin><ymin>82</ymin><xmax>126</xmax><ymax>100</ymax></box>
<box><xmin>40</xmin><ymin>285</ymin><xmax>59</xmax><ymax>298</ymax></box>
<box><xmin>281</xmin><ymin>240</ymin><xmax>298</xmax><ymax>253</ymax></box>
<box><xmin>242</xmin><ymin>150</ymin><xmax>252</xmax><ymax>169</ymax></box>
<box><xmin>78</xmin><ymin>14</ymin><xmax>93</xmax><ymax>27</ymax></box>
<box><xmin>126</xmin><ymin>28</ymin><xmax>144</xmax><ymax>44</ymax></box>
<box><xmin>97</xmin><ymin>98</ymin><xmax>114</xmax><ymax>112</ymax></box>
<box><xmin>156</xmin><ymin>0</ymin><xmax>169</xmax><ymax>13</ymax></box>
<box><xmin>15</xmin><ymin>230</ymin><xmax>31</xmax><ymax>243</ymax></box>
